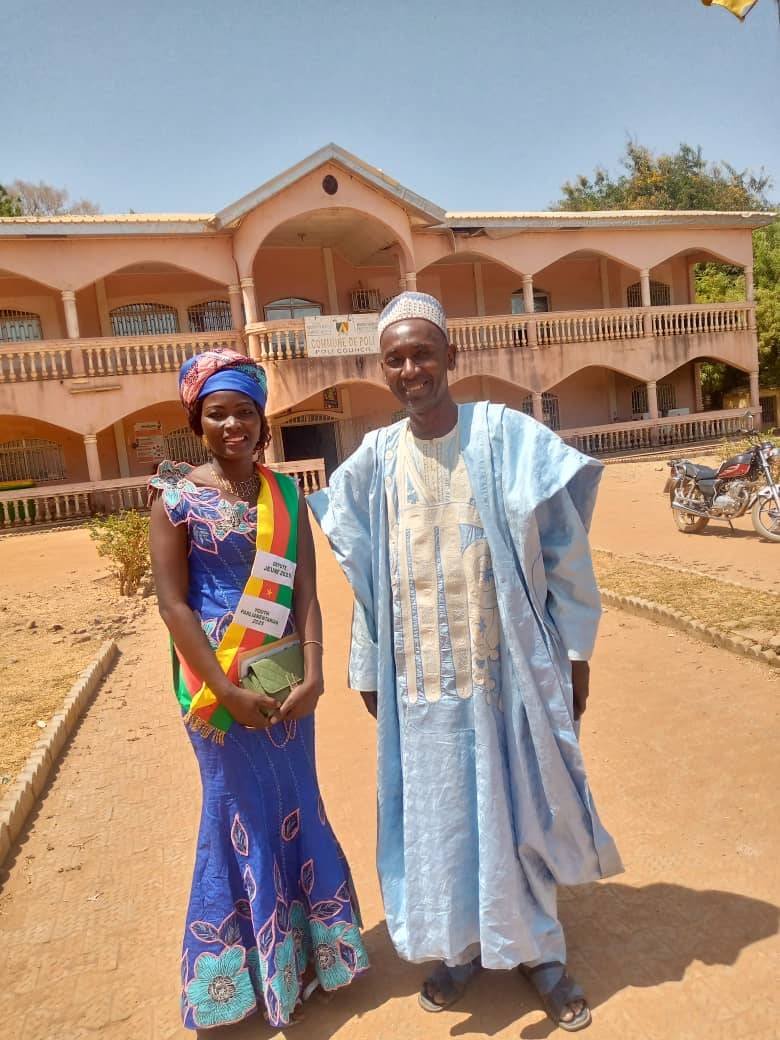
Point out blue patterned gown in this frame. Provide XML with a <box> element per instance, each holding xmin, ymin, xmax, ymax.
<box><xmin>150</xmin><ymin>462</ymin><xmax>368</xmax><ymax>1031</ymax></box>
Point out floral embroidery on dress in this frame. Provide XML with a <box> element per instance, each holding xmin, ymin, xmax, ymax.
<box><xmin>186</xmin><ymin>946</ymin><xmax>257</xmax><ymax>1028</ymax></box>
<box><xmin>231</xmin><ymin>813</ymin><xmax>249</xmax><ymax>856</ymax></box>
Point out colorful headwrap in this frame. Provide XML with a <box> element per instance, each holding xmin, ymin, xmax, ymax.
<box><xmin>377</xmin><ymin>291</ymin><xmax>448</xmax><ymax>341</ymax></box>
<box><xmin>178</xmin><ymin>349</ymin><xmax>268</xmax><ymax>416</ymax></box>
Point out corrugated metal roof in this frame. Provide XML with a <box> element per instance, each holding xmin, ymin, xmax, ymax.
<box><xmin>0</xmin><ymin>213</ymin><xmax>213</xmax><ymax>224</ymax></box>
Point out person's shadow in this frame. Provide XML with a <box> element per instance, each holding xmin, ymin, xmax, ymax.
<box><xmin>198</xmin><ymin>881</ymin><xmax>778</xmax><ymax>1039</ymax></box>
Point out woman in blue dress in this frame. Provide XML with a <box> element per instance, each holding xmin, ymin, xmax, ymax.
<box><xmin>149</xmin><ymin>349</ymin><xmax>368</xmax><ymax>1031</ymax></box>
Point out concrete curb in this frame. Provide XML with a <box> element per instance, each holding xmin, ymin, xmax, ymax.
<box><xmin>0</xmin><ymin>639</ymin><xmax>118</xmax><ymax>869</ymax></box>
<box><xmin>601</xmin><ymin>590</ymin><xmax>780</xmax><ymax>671</ymax></box>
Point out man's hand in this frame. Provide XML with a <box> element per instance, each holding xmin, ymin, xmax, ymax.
<box><xmin>571</xmin><ymin>661</ymin><xmax>590</xmax><ymax>721</ymax></box>
<box><xmin>360</xmin><ymin>691</ymin><xmax>378</xmax><ymax>718</ymax></box>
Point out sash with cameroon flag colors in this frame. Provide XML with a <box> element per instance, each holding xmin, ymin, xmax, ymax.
<box><xmin>172</xmin><ymin>465</ymin><xmax>299</xmax><ymax>744</ymax></box>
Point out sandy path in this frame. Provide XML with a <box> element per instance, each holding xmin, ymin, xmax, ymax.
<box><xmin>0</xmin><ymin>524</ymin><xmax>777</xmax><ymax>1040</ymax></box>
<box><xmin>592</xmin><ymin>456</ymin><xmax>780</xmax><ymax>593</ymax></box>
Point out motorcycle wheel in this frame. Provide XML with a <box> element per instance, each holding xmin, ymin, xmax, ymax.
<box><xmin>670</xmin><ymin>485</ymin><xmax>709</xmax><ymax>534</ymax></box>
<box><xmin>751</xmin><ymin>497</ymin><xmax>780</xmax><ymax>542</ymax></box>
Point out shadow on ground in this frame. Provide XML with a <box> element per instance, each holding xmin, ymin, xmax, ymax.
<box><xmin>197</xmin><ymin>881</ymin><xmax>779</xmax><ymax>1038</ymax></box>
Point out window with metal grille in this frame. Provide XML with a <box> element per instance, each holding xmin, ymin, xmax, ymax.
<box><xmin>264</xmin><ymin>298</ymin><xmax>322</xmax><ymax>321</ymax></box>
<box><xmin>631</xmin><ymin>383</ymin><xmax>676</xmax><ymax>415</ymax></box>
<box><xmin>521</xmin><ymin>392</ymin><xmax>560</xmax><ymax>430</ymax></box>
<box><xmin>0</xmin><ymin>309</ymin><xmax>43</xmax><ymax>342</ymax></box>
<box><xmin>511</xmin><ymin>290</ymin><xmax>551</xmax><ymax>314</ymax></box>
<box><xmin>164</xmin><ymin>427</ymin><xmax>209</xmax><ymax>465</ymax></box>
<box><xmin>0</xmin><ymin>439</ymin><xmax>66</xmax><ymax>482</ymax></box>
<box><xmin>350</xmin><ymin>288</ymin><xmax>382</xmax><ymax>313</ymax></box>
<box><xmin>188</xmin><ymin>300</ymin><xmax>232</xmax><ymax>333</ymax></box>
<box><xmin>626</xmin><ymin>281</ymin><xmax>671</xmax><ymax>307</ymax></box>
<box><xmin>110</xmin><ymin>303</ymin><xmax>180</xmax><ymax>336</ymax></box>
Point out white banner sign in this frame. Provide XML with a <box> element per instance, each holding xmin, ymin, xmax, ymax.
<box><xmin>251</xmin><ymin>550</ymin><xmax>297</xmax><ymax>589</ymax></box>
<box><xmin>233</xmin><ymin>594</ymin><xmax>290</xmax><ymax>639</ymax></box>
<box><xmin>304</xmin><ymin>314</ymin><xmax>379</xmax><ymax>358</ymax></box>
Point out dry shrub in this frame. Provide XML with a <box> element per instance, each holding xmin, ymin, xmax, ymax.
<box><xmin>89</xmin><ymin>511</ymin><xmax>150</xmax><ymax>596</ymax></box>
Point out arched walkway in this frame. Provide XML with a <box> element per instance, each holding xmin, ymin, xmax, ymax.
<box><xmin>0</xmin><ymin>415</ymin><xmax>92</xmax><ymax>484</ymax></box>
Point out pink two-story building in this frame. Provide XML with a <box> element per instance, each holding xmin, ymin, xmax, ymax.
<box><xmin>0</xmin><ymin>143</ymin><xmax>772</xmax><ymax>505</ymax></box>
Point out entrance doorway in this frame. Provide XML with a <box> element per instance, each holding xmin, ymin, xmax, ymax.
<box><xmin>281</xmin><ymin>422</ymin><xmax>339</xmax><ymax>478</ymax></box>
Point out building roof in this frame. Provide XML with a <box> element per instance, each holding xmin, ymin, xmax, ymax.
<box><xmin>443</xmin><ymin>210</ymin><xmax>776</xmax><ymax>235</ymax></box>
<box><xmin>211</xmin><ymin>143</ymin><xmax>447</xmax><ymax>228</ymax></box>
<box><xmin>0</xmin><ymin>212</ymin><xmax>214</xmax><ymax>237</ymax></box>
<box><xmin>0</xmin><ymin>146</ymin><xmax>774</xmax><ymax>238</ymax></box>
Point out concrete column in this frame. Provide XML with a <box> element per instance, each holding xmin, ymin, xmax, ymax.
<box><xmin>62</xmin><ymin>290</ymin><xmax>80</xmax><ymax>338</ymax></box>
<box><xmin>176</xmin><ymin>304</ymin><xmax>190</xmax><ymax>334</ymax></box>
<box><xmin>62</xmin><ymin>289</ymin><xmax>86</xmax><ymax>376</ymax></box>
<box><xmin>112</xmin><ymin>421</ymin><xmax>131</xmax><ymax>477</ymax></box>
<box><xmin>646</xmin><ymin>380</ymin><xmax>659</xmax><ymax>420</ymax></box>
<box><xmin>228</xmin><ymin>284</ymin><xmax>244</xmax><ymax>330</ymax></box>
<box><xmin>640</xmin><ymin>268</ymin><xmax>653</xmax><ymax>335</ymax></box>
<box><xmin>522</xmin><ymin>274</ymin><xmax>535</xmax><ymax>314</ymax></box>
<box><xmin>749</xmin><ymin>370</ymin><xmax>761</xmax><ymax>411</ymax></box>
<box><xmin>95</xmin><ymin>278</ymin><xmax>111</xmax><ymax>336</ymax></box>
<box><xmin>745</xmin><ymin>265</ymin><xmax>755</xmax><ymax>304</ymax></box>
<box><xmin>322</xmin><ymin>247</ymin><xmax>339</xmax><ymax>314</ymax></box>
<box><xmin>247</xmin><ymin>334</ymin><xmax>262</xmax><ymax>361</ymax></box>
<box><xmin>405</xmin><ymin>272</ymin><xmax>418</xmax><ymax>291</ymax></box>
<box><xmin>607</xmin><ymin>370</ymin><xmax>618</xmax><ymax>421</ymax></box>
<box><xmin>693</xmin><ymin>362</ymin><xmax>704</xmax><ymax>412</ymax></box>
<box><xmin>599</xmin><ymin>257</ymin><xmax>610</xmax><ymax>309</ymax></box>
<box><xmin>473</xmin><ymin>262</ymin><xmax>485</xmax><ymax>316</ymax></box>
<box><xmin>83</xmin><ymin>434</ymin><xmax>102</xmax><ymax>482</ymax></box>
<box><xmin>531</xmin><ymin>391</ymin><xmax>544</xmax><ymax>423</ymax></box>
<box><xmin>640</xmin><ymin>269</ymin><xmax>652</xmax><ymax>308</ymax></box>
<box><xmin>240</xmin><ymin>277</ymin><xmax>259</xmax><ymax>324</ymax></box>
<box><xmin>264</xmin><ymin>426</ymin><xmax>282</xmax><ymax>464</ymax></box>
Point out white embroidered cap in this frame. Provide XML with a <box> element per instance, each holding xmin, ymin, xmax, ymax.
<box><xmin>377</xmin><ymin>291</ymin><xmax>448</xmax><ymax>341</ymax></box>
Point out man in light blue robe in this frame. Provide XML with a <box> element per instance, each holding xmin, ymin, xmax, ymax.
<box><xmin>309</xmin><ymin>292</ymin><xmax>621</xmax><ymax>1031</ymax></box>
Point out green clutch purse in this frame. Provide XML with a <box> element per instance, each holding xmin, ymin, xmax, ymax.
<box><xmin>241</xmin><ymin>635</ymin><xmax>304</xmax><ymax>708</ymax></box>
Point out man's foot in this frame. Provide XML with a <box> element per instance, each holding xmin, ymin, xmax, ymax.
<box><xmin>519</xmin><ymin>961</ymin><xmax>591</xmax><ymax>1032</ymax></box>
<box><xmin>418</xmin><ymin>958</ymin><xmax>481</xmax><ymax>1012</ymax></box>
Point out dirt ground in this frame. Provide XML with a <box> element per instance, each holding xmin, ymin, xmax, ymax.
<box><xmin>592</xmin><ymin>454</ymin><xmax>780</xmax><ymax>593</ymax></box>
<box><xmin>0</xmin><ymin>459</ymin><xmax>778</xmax><ymax>1039</ymax></box>
<box><xmin>0</xmin><ymin>530</ymin><xmax>148</xmax><ymax>780</ymax></box>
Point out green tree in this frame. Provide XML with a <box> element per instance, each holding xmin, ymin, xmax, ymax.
<box><xmin>557</xmin><ymin>140</ymin><xmax>771</xmax><ymax>211</ymax></box>
<box><xmin>0</xmin><ymin>184</ymin><xmax>21</xmax><ymax>216</ymax></box>
<box><xmin>556</xmin><ymin>141</ymin><xmax>779</xmax><ymax>392</ymax></box>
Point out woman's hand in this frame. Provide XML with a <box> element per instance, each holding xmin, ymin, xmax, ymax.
<box><xmin>279</xmin><ymin>676</ymin><xmax>324</xmax><ymax>720</ymax></box>
<box><xmin>220</xmin><ymin>684</ymin><xmax>281</xmax><ymax>728</ymax></box>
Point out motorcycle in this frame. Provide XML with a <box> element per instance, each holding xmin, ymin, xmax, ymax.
<box><xmin>663</xmin><ymin>415</ymin><xmax>780</xmax><ymax>542</ymax></box>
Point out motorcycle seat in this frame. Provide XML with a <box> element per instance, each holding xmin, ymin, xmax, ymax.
<box><xmin>679</xmin><ymin>461</ymin><xmax>718</xmax><ymax>480</ymax></box>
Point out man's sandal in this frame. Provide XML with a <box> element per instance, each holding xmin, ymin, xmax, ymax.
<box><xmin>519</xmin><ymin>961</ymin><xmax>592</xmax><ymax>1032</ymax></box>
<box><xmin>418</xmin><ymin>958</ymin><xmax>481</xmax><ymax>1012</ymax></box>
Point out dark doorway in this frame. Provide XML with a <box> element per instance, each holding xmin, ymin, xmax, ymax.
<box><xmin>281</xmin><ymin>422</ymin><xmax>339</xmax><ymax>478</ymax></box>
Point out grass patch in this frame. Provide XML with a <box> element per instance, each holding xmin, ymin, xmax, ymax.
<box><xmin>593</xmin><ymin>550</ymin><xmax>780</xmax><ymax>635</ymax></box>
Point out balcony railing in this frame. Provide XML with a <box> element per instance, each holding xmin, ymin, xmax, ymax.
<box><xmin>0</xmin><ymin>342</ymin><xmax>74</xmax><ymax>383</ymax></box>
<box><xmin>80</xmin><ymin>331</ymin><xmax>242</xmax><ymax>378</ymax></box>
<box><xmin>562</xmin><ymin>407</ymin><xmax>755</xmax><ymax>457</ymax></box>
<box><xmin>0</xmin><ymin>458</ymin><xmax>328</xmax><ymax>529</ymax></box>
<box><xmin>246</xmin><ymin>301</ymin><xmax>753</xmax><ymax>360</ymax></box>
<box><xmin>0</xmin><ymin>303</ymin><xmax>754</xmax><ymax>382</ymax></box>
<box><xmin>0</xmin><ymin>331</ymin><xmax>242</xmax><ymax>384</ymax></box>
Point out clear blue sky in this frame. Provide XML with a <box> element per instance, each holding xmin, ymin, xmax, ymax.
<box><xmin>2</xmin><ymin>0</ymin><xmax>779</xmax><ymax>214</ymax></box>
